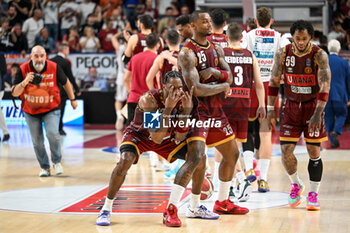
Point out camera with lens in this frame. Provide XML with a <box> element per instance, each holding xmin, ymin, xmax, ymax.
<box><xmin>30</xmin><ymin>73</ymin><xmax>43</xmax><ymax>86</ymax></box>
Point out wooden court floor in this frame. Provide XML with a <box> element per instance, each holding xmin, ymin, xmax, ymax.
<box><xmin>0</xmin><ymin>126</ymin><xmax>349</xmax><ymax>233</ymax></box>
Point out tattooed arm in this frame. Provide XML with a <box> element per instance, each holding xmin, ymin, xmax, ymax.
<box><xmin>308</xmin><ymin>49</ymin><xmax>331</xmax><ymax>131</ymax></box>
<box><xmin>178</xmin><ymin>48</ymin><xmax>230</xmax><ymax>97</ymax></box>
<box><xmin>198</xmin><ymin>46</ymin><xmax>233</xmax><ymax>84</ymax></box>
<box><xmin>267</xmin><ymin>47</ymin><xmax>285</xmax><ymax>128</ymax></box>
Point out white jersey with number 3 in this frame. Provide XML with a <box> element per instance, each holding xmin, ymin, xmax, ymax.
<box><xmin>245</xmin><ymin>27</ymin><xmax>282</xmax><ymax>82</ymax></box>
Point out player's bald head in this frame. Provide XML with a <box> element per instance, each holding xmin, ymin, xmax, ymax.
<box><xmin>31</xmin><ymin>45</ymin><xmax>46</xmax><ymax>55</ymax></box>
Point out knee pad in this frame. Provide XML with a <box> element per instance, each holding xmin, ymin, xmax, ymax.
<box><xmin>308</xmin><ymin>157</ymin><xmax>323</xmax><ymax>182</ymax></box>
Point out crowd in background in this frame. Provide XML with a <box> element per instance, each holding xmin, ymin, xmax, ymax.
<box><xmin>0</xmin><ymin>0</ymin><xmax>195</xmax><ymax>54</ymax></box>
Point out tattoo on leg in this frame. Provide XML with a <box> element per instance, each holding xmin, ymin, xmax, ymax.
<box><xmin>282</xmin><ymin>144</ymin><xmax>297</xmax><ymax>175</ymax></box>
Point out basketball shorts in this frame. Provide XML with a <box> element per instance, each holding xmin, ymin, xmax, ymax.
<box><xmin>280</xmin><ymin>98</ymin><xmax>328</xmax><ymax>144</ymax></box>
<box><xmin>186</xmin><ymin>106</ymin><xmax>235</xmax><ymax>148</ymax></box>
<box><xmin>120</xmin><ymin>129</ymin><xmax>187</xmax><ymax>164</ymax></box>
<box><xmin>249</xmin><ymin>81</ymin><xmax>279</xmax><ymax>121</ymax></box>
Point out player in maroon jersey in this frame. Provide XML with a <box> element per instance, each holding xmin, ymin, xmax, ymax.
<box><xmin>96</xmin><ymin>71</ymin><xmax>219</xmax><ymax>226</ymax></box>
<box><xmin>175</xmin><ymin>15</ymin><xmax>193</xmax><ymax>47</ymax></box>
<box><xmin>176</xmin><ymin>10</ymin><xmax>249</xmax><ymax>219</ymax></box>
<box><xmin>267</xmin><ymin>20</ymin><xmax>331</xmax><ymax>211</ymax></box>
<box><xmin>146</xmin><ymin>29</ymin><xmax>180</xmax><ymax>89</ymax></box>
<box><xmin>122</xmin><ymin>14</ymin><xmax>163</xmax><ymax>65</ymax></box>
<box><xmin>222</xmin><ymin>22</ymin><xmax>266</xmax><ymax>201</ymax></box>
<box><xmin>207</xmin><ymin>8</ymin><xmax>228</xmax><ymax>48</ymax></box>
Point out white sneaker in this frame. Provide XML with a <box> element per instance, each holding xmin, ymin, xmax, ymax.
<box><xmin>235</xmin><ymin>179</ymin><xmax>253</xmax><ymax>202</ymax></box>
<box><xmin>53</xmin><ymin>163</ymin><xmax>64</xmax><ymax>175</ymax></box>
<box><xmin>115</xmin><ymin>116</ymin><xmax>124</xmax><ymax>131</ymax></box>
<box><xmin>186</xmin><ymin>205</ymin><xmax>219</xmax><ymax>219</ymax></box>
<box><xmin>96</xmin><ymin>210</ymin><xmax>111</xmax><ymax>226</ymax></box>
<box><xmin>39</xmin><ymin>169</ymin><xmax>50</xmax><ymax>177</ymax></box>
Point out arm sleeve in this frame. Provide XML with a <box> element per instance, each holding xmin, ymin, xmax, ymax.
<box><xmin>56</xmin><ymin>65</ymin><xmax>68</xmax><ymax>86</ymax></box>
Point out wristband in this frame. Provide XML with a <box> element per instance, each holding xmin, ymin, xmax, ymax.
<box><xmin>268</xmin><ymin>86</ymin><xmax>279</xmax><ymax>96</ymax></box>
<box><xmin>220</xmin><ymin>70</ymin><xmax>228</xmax><ymax>82</ymax></box>
<box><xmin>20</xmin><ymin>82</ymin><xmax>26</xmax><ymax>88</ymax></box>
<box><xmin>267</xmin><ymin>105</ymin><xmax>274</xmax><ymax>111</ymax></box>
<box><xmin>317</xmin><ymin>92</ymin><xmax>329</xmax><ymax>102</ymax></box>
<box><xmin>176</xmin><ymin>126</ymin><xmax>189</xmax><ymax>133</ymax></box>
<box><xmin>70</xmin><ymin>98</ymin><xmax>77</xmax><ymax>101</ymax></box>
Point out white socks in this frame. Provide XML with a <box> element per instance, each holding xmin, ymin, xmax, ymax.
<box><xmin>212</xmin><ymin>162</ymin><xmax>220</xmax><ymax>188</ymax></box>
<box><xmin>231</xmin><ymin>177</ymin><xmax>237</xmax><ymax>187</ymax></box>
<box><xmin>259</xmin><ymin>159</ymin><xmax>270</xmax><ymax>181</ymax></box>
<box><xmin>243</xmin><ymin>151</ymin><xmax>254</xmax><ymax>171</ymax></box>
<box><xmin>102</xmin><ymin>197</ymin><xmax>114</xmax><ymax>212</ymax></box>
<box><xmin>288</xmin><ymin>171</ymin><xmax>303</xmax><ymax>186</ymax></box>
<box><xmin>217</xmin><ymin>180</ymin><xmax>231</xmax><ymax>202</ymax></box>
<box><xmin>310</xmin><ymin>181</ymin><xmax>320</xmax><ymax>193</ymax></box>
<box><xmin>190</xmin><ymin>193</ymin><xmax>200</xmax><ymax>209</ymax></box>
<box><xmin>168</xmin><ymin>184</ymin><xmax>185</xmax><ymax>207</ymax></box>
<box><xmin>236</xmin><ymin>171</ymin><xmax>246</xmax><ymax>184</ymax></box>
<box><xmin>116</xmin><ymin>111</ymin><xmax>122</xmax><ymax>118</ymax></box>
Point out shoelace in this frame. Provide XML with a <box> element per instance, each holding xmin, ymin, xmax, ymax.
<box><xmin>308</xmin><ymin>193</ymin><xmax>318</xmax><ymax>203</ymax></box>
<box><xmin>290</xmin><ymin>184</ymin><xmax>300</xmax><ymax>199</ymax></box>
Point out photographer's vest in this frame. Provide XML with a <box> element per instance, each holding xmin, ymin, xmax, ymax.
<box><xmin>19</xmin><ymin>60</ymin><xmax>61</xmax><ymax>114</ymax></box>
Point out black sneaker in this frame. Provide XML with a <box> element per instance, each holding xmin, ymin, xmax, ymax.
<box><xmin>330</xmin><ymin>131</ymin><xmax>339</xmax><ymax>148</ymax></box>
<box><xmin>2</xmin><ymin>134</ymin><xmax>9</xmax><ymax>142</ymax></box>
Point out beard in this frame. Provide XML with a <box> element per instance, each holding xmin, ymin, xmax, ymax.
<box><xmin>33</xmin><ymin>62</ymin><xmax>45</xmax><ymax>72</ymax></box>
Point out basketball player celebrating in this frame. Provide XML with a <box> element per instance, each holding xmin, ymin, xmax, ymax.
<box><xmin>222</xmin><ymin>22</ymin><xmax>266</xmax><ymax>201</ymax></box>
<box><xmin>267</xmin><ymin>20</ymin><xmax>331</xmax><ymax>211</ymax></box>
<box><xmin>244</xmin><ymin>7</ymin><xmax>283</xmax><ymax>192</ymax></box>
<box><xmin>96</xmin><ymin>71</ymin><xmax>219</xmax><ymax>227</ymax></box>
<box><xmin>178</xmin><ymin>10</ymin><xmax>249</xmax><ymax>215</ymax></box>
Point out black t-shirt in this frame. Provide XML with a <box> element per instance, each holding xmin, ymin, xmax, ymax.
<box><xmin>9</xmin><ymin>0</ymin><xmax>30</xmax><ymax>24</ymax></box>
<box><xmin>14</xmin><ymin>60</ymin><xmax>67</xmax><ymax>116</ymax></box>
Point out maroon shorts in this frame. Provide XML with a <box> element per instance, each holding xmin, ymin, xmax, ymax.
<box><xmin>229</xmin><ymin>119</ymin><xmax>248</xmax><ymax>142</ymax></box>
<box><xmin>187</xmin><ymin>106</ymin><xmax>235</xmax><ymax>148</ymax></box>
<box><xmin>120</xmin><ymin>130</ymin><xmax>187</xmax><ymax>164</ymax></box>
<box><xmin>249</xmin><ymin>81</ymin><xmax>279</xmax><ymax>121</ymax></box>
<box><xmin>280</xmin><ymin>99</ymin><xmax>328</xmax><ymax>143</ymax></box>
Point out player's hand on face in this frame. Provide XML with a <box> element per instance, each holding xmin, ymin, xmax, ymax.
<box><xmin>165</xmin><ymin>86</ymin><xmax>182</xmax><ymax>110</ymax></box>
<box><xmin>256</xmin><ymin>105</ymin><xmax>266</xmax><ymax>121</ymax></box>
<box><xmin>181</xmin><ymin>86</ymin><xmax>194</xmax><ymax>112</ymax></box>
<box><xmin>267</xmin><ymin>109</ymin><xmax>276</xmax><ymax>130</ymax></box>
<box><xmin>199</xmin><ymin>67</ymin><xmax>214</xmax><ymax>82</ymax></box>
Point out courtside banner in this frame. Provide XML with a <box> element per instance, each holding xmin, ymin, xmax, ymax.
<box><xmin>5</xmin><ymin>53</ymin><xmax>117</xmax><ymax>80</ymax></box>
<box><xmin>1</xmin><ymin>100</ymin><xmax>84</xmax><ymax>125</ymax></box>
<box><xmin>65</xmin><ymin>53</ymin><xmax>117</xmax><ymax>79</ymax></box>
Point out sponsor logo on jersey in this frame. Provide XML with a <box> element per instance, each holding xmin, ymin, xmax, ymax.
<box><xmin>286</xmin><ymin>74</ymin><xmax>316</xmax><ymax>86</ymax></box>
<box><xmin>291</xmin><ymin>86</ymin><xmax>312</xmax><ymax>94</ymax></box>
<box><xmin>306</xmin><ymin>58</ymin><xmax>311</xmax><ymax>67</ymax></box>
<box><xmin>255</xmin><ymin>30</ymin><xmax>275</xmax><ymax>37</ymax></box>
<box><xmin>304</xmin><ymin>67</ymin><xmax>313</xmax><ymax>74</ymax></box>
<box><xmin>256</xmin><ymin>37</ymin><xmax>275</xmax><ymax>43</ymax></box>
<box><xmin>260</xmin><ymin>67</ymin><xmax>272</xmax><ymax>73</ymax></box>
<box><xmin>254</xmin><ymin>51</ymin><xmax>274</xmax><ymax>59</ymax></box>
<box><xmin>227</xmin><ymin>88</ymin><xmax>251</xmax><ymax>98</ymax></box>
<box><xmin>258</xmin><ymin>59</ymin><xmax>273</xmax><ymax>65</ymax></box>
<box><xmin>287</xmin><ymin>67</ymin><xmax>294</xmax><ymax>73</ymax></box>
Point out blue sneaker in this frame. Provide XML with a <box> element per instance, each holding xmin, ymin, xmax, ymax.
<box><xmin>164</xmin><ymin>160</ymin><xmax>183</xmax><ymax>179</ymax></box>
<box><xmin>186</xmin><ymin>205</ymin><xmax>219</xmax><ymax>219</ymax></box>
<box><xmin>96</xmin><ymin>210</ymin><xmax>111</xmax><ymax>226</ymax></box>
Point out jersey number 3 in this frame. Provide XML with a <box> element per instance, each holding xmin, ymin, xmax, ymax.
<box><xmin>234</xmin><ymin>66</ymin><xmax>243</xmax><ymax>86</ymax></box>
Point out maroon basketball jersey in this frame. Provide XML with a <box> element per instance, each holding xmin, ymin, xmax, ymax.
<box><xmin>133</xmin><ymin>33</ymin><xmax>164</xmax><ymax>55</ymax></box>
<box><xmin>159</xmin><ymin>51</ymin><xmax>179</xmax><ymax>88</ymax></box>
<box><xmin>283</xmin><ymin>43</ymin><xmax>322</xmax><ymax>102</ymax></box>
<box><xmin>207</xmin><ymin>33</ymin><xmax>228</xmax><ymax>48</ymax></box>
<box><xmin>181</xmin><ymin>39</ymin><xmax>222</xmax><ymax>111</ymax></box>
<box><xmin>222</xmin><ymin>47</ymin><xmax>254</xmax><ymax>119</ymax></box>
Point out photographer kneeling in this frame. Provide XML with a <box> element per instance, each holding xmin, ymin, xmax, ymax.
<box><xmin>12</xmin><ymin>46</ymin><xmax>77</xmax><ymax>177</ymax></box>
